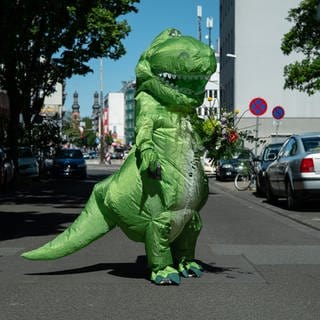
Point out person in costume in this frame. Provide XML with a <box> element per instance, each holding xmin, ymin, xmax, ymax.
<box><xmin>22</xmin><ymin>28</ymin><xmax>217</xmax><ymax>285</ymax></box>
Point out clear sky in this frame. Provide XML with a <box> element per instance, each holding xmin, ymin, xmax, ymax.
<box><xmin>64</xmin><ymin>0</ymin><xmax>220</xmax><ymax>117</ymax></box>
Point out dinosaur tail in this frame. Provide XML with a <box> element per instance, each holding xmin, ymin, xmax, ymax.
<box><xmin>21</xmin><ymin>180</ymin><xmax>115</xmax><ymax>260</ymax></box>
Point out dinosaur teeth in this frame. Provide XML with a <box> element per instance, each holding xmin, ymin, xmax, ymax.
<box><xmin>158</xmin><ymin>72</ymin><xmax>211</xmax><ymax>81</ymax></box>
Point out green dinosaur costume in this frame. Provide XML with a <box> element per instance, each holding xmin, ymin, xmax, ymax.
<box><xmin>22</xmin><ymin>28</ymin><xmax>217</xmax><ymax>285</ymax></box>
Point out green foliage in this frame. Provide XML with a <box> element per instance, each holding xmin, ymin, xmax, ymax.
<box><xmin>0</xmin><ymin>0</ymin><xmax>139</xmax><ymax>150</ymax></box>
<box><xmin>20</xmin><ymin>119</ymin><xmax>62</xmax><ymax>150</ymax></box>
<box><xmin>281</xmin><ymin>0</ymin><xmax>320</xmax><ymax>95</ymax></box>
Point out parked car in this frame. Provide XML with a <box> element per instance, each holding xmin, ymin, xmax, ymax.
<box><xmin>82</xmin><ymin>152</ymin><xmax>90</xmax><ymax>160</ymax></box>
<box><xmin>17</xmin><ymin>147</ymin><xmax>39</xmax><ymax>178</ymax></box>
<box><xmin>52</xmin><ymin>148</ymin><xmax>87</xmax><ymax>179</ymax></box>
<box><xmin>216</xmin><ymin>149</ymin><xmax>254</xmax><ymax>181</ymax></box>
<box><xmin>88</xmin><ymin>151</ymin><xmax>98</xmax><ymax>159</ymax></box>
<box><xmin>111</xmin><ymin>147</ymin><xmax>125</xmax><ymax>160</ymax></box>
<box><xmin>201</xmin><ymin>151</ymin><xmax>215</xmax><ymax>177</ymax></box>
<box><xmin>255</xmin><ymin>142</ymin><xmax>283</xmax><ymax>195</ymax></box>
<box><xmin>265</xmin><ymin>133</ymin><xmax>320</xmax><ymax>210</ymax></box>
<box><xmin>122</xmin><ymin>150</ymin><xmax>130</xmax><ymax>160</ymax></box>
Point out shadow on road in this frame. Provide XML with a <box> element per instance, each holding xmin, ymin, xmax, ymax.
<box><xmin>0</xmin><ymin>173</ymin><xmax>111</xmax><ymax>241</ymax></box>
<box><xmin>26</xmin><ymin>255</ymin><xmax>150</xmax><ymax>280</ymax></box>
<box><xmin>24</xmin><ymin>256</ymin><xmax>235</xmax><ymax>282</ymax></box>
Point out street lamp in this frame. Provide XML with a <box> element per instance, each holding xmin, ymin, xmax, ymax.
<box><xmin>197</xmin><ymin>5</ymin><xmax>202</xmax><ymax>41</ymax></box>
<box><xmin>99</xmin><ymin>58</ymin><xmax>105</xmax><ymax>164</ymax></box>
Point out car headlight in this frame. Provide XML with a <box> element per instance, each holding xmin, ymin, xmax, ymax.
<box><xmin>222</xmin><ymin>164</ymin><xmax>232</xmax><ymax>169</ymax></box>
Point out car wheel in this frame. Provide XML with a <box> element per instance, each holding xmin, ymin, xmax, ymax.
<box><xmin>286</xmin><ymin>180</ymin><xmax>300</xmax><ymax>210</ymax></box>
<box><xmin>266</xmin><ymin>178</ymin><xmax>278</xmax><ymax>204</ymax></box>
<box><xmin>255</xmin><ymin>176</ymin><xmax>262</xmax><ymax>195</ymax></box>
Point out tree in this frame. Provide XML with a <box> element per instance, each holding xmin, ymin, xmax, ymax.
<box><xmin>281</xmin><ymin>0</ymin><xmax>320</xmax><ymax>95</ymax></box>
<box><xmin>0</xmin><ymin>0</ymin><xmax>139</xmax><ymax>157</ymax></box>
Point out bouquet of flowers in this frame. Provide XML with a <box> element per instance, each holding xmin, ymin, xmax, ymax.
<box><xmin>196</xmin><ymin>109</ymin><xmax>242</xmax><ymax>161</ymax></box>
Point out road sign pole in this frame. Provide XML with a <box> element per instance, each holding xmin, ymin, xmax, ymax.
<box><xmin>254</xmin><ymin>116</ymin><xmax>259</xmax><ymax>156</ymax></box>
<box><xmin>249</xmin><ymin>97</ymin><xmax>268</xmax><ymax>156</ymax></box>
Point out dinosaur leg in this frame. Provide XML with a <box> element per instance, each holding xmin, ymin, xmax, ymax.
<box><xmin>145</xmin><ymin>214</ymin><xmax>180</xmax><ymax>285</ymax></box>
<box><xmin>171</xmin><ymin>211</ymin><xmax>203</xmax><ymax>278</ymax></box>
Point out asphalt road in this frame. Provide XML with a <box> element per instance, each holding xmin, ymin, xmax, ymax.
<box><xmin>1</xmin><ymin>163</ymin><xmax>320</xmax><ymax>320</ymax></box>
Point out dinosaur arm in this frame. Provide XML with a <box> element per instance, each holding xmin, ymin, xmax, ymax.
<box><xmin>136</xmin><ymin>119</ymin><xmax>158</xmax><ymax>172</ymax></box>
<box><xmin>135</xmin><ymin>106</ymin><xmax>159</xmax><ymax>172</ymax></box>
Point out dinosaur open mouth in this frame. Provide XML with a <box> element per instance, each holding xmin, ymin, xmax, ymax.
<box><xmin>157</xmin><ymin>72</ymin><xmax>211</xmax><ymax>95</ymax></box>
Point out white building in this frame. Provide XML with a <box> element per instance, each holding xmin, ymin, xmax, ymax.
<box><xmin>198</xmin><ymin>54</ymin><xmax>220</xmax><ymax>119</ymax></box>
<box><xmin>106</xmin><ymin>92</ymin><xmax>125</xmax><ymax>144</ymax></box>
<box><xmin>41</xmin><ymin>82</ymin><xmax>64</xmax><ymax>118</ymax></box>
<box><xmin>220</xmin><ymin>0</ymin><xmax>320</xmax><ymax>150</ymax></box>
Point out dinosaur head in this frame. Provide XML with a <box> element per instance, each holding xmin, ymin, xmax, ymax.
<box><xmin>135</xmin><ymin>28</ymin><xmax>217</xmax><ymax>112</ymax></box>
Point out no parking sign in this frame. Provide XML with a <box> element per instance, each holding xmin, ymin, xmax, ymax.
<box><xmin>272</xmin><ymin>106</ymin><xmax>285</xmax><ymax>120</ymax></box>
<box><xmin>249</xmin><ymin>97</ymin><xmax>268</xmax><ymax>116</ymax></box>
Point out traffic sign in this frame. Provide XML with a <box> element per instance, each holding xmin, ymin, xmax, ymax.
<box><xmin>249</xmin><ymin>97</ymin><xmax>268</xmax><ymax>116</ymax></box>
<box><xmin>272</xmin><ymin>105</ymin><xmax>285</xmax><ymax>120</ymax></box>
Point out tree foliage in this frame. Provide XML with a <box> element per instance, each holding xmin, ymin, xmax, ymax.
<box><xmin>0</xmin><ymin>0</ymin><xmax>139</xmax><ymax>153</ymax></box>
<box><xmin>281</xmin><ymin>0</ymin><xmax>320</xmax><ymax>95</ymax></box>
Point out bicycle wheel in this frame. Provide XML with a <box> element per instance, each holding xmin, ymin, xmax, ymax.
<box><xmin>234</xmin><ymin>172</ymin><xmax>251</xmax><ymax>191</ymax></box>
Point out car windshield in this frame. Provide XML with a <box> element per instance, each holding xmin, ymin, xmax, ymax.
<box><xmin>263</xmin><ymin>145</ymin><xmax>282</xmax><ymax>161</ymax></box>
<box><xmin>18</xmin><ymin>148</ymin><xmax>34</xmax><ymax>158</ymax></box>
<box><xmin>55</xmin><ymin>149</ymin><xmax>83</xmax><ymax>159</ymax></box>
<box><xmin>302</xmin><ymin>137</ymin><xmax>320</xmax><ymax>153</ymax></box>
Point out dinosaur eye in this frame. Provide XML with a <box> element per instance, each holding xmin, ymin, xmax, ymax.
<box><xmin>169</xmin><ymin>30</ymin><xmax>181</xmax><ymax>37</ymax></box>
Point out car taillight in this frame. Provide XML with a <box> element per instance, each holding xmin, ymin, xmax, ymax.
<box><xmin>300</xmin><ymin>158</ymin><xmax>315</xmax><ymax>172</ymax></box>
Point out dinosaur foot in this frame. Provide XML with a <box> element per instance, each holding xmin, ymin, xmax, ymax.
<box><xmin>151</xmin><ymin>266</ymin><xmax>180</xmax><ymax>285</ymax></box>
<box><xmin>178</xmin><ymin>260</ymin><xmax>203</xmax><ymax>278</ymax></box>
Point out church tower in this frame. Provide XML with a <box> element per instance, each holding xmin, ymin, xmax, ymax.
<box><xmin>71</xmin><ymin>91</ymin><xmax>80</xmax><ymax>122</ymax></box>
<box><xmin>91</xmin><ymin>91</ymin><xmax>100</xmax><ymax>131</ymax></box>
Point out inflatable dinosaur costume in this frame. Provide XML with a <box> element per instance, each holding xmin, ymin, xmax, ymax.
<box><xmin>22</xmin><ymin>28</ymin><xmax>217</xmax><ymax>285</ymax></box>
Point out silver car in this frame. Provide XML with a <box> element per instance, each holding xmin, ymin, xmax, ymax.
<box><xmin>17</xmin><ymin>147</ymin><xmax>39</xmax><ymax>178</ymax></box>
<box><xmin>265</xmin><ymin>133</ymin><xmax>320</xmax><ymax>210</ymax></box>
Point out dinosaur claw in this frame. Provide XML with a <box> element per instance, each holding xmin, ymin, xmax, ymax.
<box><xmin>151</xmin><ymin>266</ymin><xmax>180</xmax><ymax>285</ymax></box>
<box><xmin>178</xmin><ymin>261</ymin><xmax>203</xmax><ymax>278</ymax></box>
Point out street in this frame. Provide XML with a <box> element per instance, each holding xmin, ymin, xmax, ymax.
<box><xmin>1</xmin><ymin>163</ymin><xmax>320</xmax><ymax>320</ymax></box>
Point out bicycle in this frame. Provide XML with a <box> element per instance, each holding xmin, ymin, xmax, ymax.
<box><xmin>234</xmin><ymin>159</ymin><xmax>256</xmax><ymax>191</ymax></box>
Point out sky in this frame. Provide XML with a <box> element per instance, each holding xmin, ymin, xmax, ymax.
<box><xmin>64</xmin><ymin>0</ymin><xmax>220</xmax><ymax>118</ymax></box>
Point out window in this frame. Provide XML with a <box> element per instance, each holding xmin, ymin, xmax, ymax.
<box><xmin>281</xmin><ymin>138</ymin><xmax>297</xmax><ymax>157</ymax></box>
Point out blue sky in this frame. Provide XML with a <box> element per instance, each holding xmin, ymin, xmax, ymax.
<box><xmin>64</xmin><ymin>0</ymin><xmax>220</xmax><ymax>117</ymax></box>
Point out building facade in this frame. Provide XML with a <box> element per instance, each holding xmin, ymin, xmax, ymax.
<box><xmin>197</xmin><ymin>53</ymin><xmax>220</xmax><ymax>119</ymax></box>
<box><xmin>121</xmin><ymin>81</ymin><xmax>136</xmax><ymax>145</ymax></box>
<box><xmin>41</xmin><ymin>82</ymin><xmax>64</xmax><ymax>119</ymax></box>
<box><xmin>106</xmin><ymin>92</ymin><xmax>125</xmax><ymax>144</ymax></box>
<box><xmin>220</xmin><ymin>0</ymin><xmax>320</xmax><ymax>150</ymax></box>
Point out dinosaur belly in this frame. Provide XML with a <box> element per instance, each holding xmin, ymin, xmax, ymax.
<box><xmin>104</xmin><ymin>117</ymin><xmax>208</xmax><ymax>243</ymax></box>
